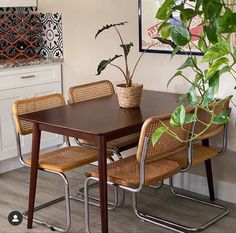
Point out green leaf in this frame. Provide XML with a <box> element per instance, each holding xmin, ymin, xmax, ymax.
<box><xmin>96</xmin><ymin>55</ymin><xmax>122</xmax><ymax>75</ymax></box>
<box><xmin>95</xmin><ymin>22</ymin><xmax>127</xmax><ymax>38</ymax></box>
<box><xmin>218</xmin><ymin>8</ymin><xmax>236</xmax><ymax>34</ymax></box>
<box><xmin>204</xmin><ymin>17</ymin><xmax>219</xmax><ymax>44</ymax></box>
<box><xmin>171</xmin><ymin>26</ymin><xmax>191</xmax><ymax>46</ymax></box>
<box><xmin>188</xmin><ymin>86</ymin><xmax>198</xmax><ymax>105</ymax></box>
<box><xmin>171</xmin><ymin>46</ymin><xmax>181</xmax><ymax>58</ymax></box>
<box><xmin>202</xmin><ymin>71</ymin><xmax>220</xmax><ymax>106</ymax></box>
<box><xmin>194</xmin><ymin>73</ymin><xmax>204</xmax><ymax>85</ymax></box>
<box><xmin>167</xmin><ymin>71</ymin><xmax>182</xmax><ymax>87</ymax></box>
<box><xmin>202</xmin><ymin>0</ymin><xmax>222</xmax><ymax>19</ymax></box>
<box><xmin>170</xmin><ymin>105</ymin><xmax>186</xmax><ymax>127</ymax></box>
<box><xmin>156</xmin><ymin>0</ymin><xmax>175</xmax><ymax>20</ymax></box>
<box><xmin>180</xmin><ymin>8</ymin><xmax>197</xmax><ymax>22</ymax></box>
<box><xmin>185</xmin><ymin>114</ymin><xmax>196</xmax><ymax>124</ymax></box>
<box><xmin>159</xmin><ymin>22</ymin><xmax>172</xmax><ymax>39</ymax></box>
<box><xmin>220</xmin><ymin>65</ymin><xmax>231</xmax><ymax>75</ymax></box>
<box><xmin>151</xmin><ymin>127</ymin><xmax>168</xmax><ymax>145</ymax></box>
<box><xmin>213</xmin><ymin>110</ymin><xmax>231</xmax><ymax>125</ymax></box>
<box><xmin>202</xmin><ymin>42</ymin><xmax>230</xmax><ymax>62</ymax></box>
<box><xmin>178</xmin><ymin>57</ymin><xmax>195</xmax><ymax>70</ymax></box>
<box><xmin>120</xmin><ymin>43</ymin><xmax>133</xmax><ymax>57</ymax></box>
<box><xmin>206</xmin><ymin>57</ymin><xmax>229</xmax><ymax>77</ymax></box>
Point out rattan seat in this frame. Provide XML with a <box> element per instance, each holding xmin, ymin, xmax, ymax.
<box><xmin>87</xmin><ymin>155</ymin><xmax>180</xmax><ymax>187</ymax></box>
<box><xmin>26</xmin><ymin>146</ymin><xmax>112</xmax><ymax>173</ymax></box>
<box><xmin>168</xmin><ymin>144</ymin><xmax>219</xmax><ymax>169</ymax></box>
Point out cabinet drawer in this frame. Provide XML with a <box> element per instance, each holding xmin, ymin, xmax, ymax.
<box><xmin>0</xmin><ymin>64</ymin><xmax>61</xmax><ymax>91</ymax></box>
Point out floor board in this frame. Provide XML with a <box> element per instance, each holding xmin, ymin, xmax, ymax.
<box><xmin>0</xmin><ymin>165</ymin><xmax>235</xmax><ymax>233</ymax></box>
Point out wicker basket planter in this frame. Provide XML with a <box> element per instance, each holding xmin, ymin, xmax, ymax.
<box><xmin>116</xmin><ymin>83</ymin><xmax>143</xmax><ymax>108</ymax></box>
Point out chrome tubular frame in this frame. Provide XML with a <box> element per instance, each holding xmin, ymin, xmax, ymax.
<box><xmin>84</xmin><ymin>134</ymin><xmax>229</xmax><ymax>233</ymax></box>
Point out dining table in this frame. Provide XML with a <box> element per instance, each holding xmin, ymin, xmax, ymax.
<box><xmin>19</xmin><ymin>90</ymin><xmax>185</xmax><ymax>233</ymax></box>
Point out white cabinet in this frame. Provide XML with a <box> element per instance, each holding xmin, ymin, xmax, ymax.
<box><xmin>0</xmin><ymin>63</ymin><xmax>63</xmax><ymax>162</ymax></box>
<box><xmin>0</xmin><ymin>0</ymin><xmax>37</xmax><ymax>7</ymax></box>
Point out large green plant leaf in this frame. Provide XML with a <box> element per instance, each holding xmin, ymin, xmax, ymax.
<box><xmin>170</xmin><ymin>105</ymin><xmax>186</xmax><ymax>127</ymax></box>
<box><xmin>202</xmin><ymin>0</ymin><xmax>222</xmax><ymax>19</ymax></box>
<box><xmin>202</xmin><ymin>42</ymin><xmax>230</xmax><ymax>62</ymax></box>
<box><xmin>96</xmin><ymin>55</ymin><xmax>122</xmax><ymax>75</ymax></box>
<box><xmin>159</xmin><ymin>22</ymin><xmax>172</xmax><ymax>39</ymax></box>
<box><xmin>156</xmin><ymin>0</ymin><xmax>175</xmax><ymax>20</ymax></box>
<box><xmin>202</xmin><ymin>71</ymin><xmax>220</xmax><ymax>106</ymax></box>
<box><xmin>180</xmin><ymin>8</ymin><xmax>197</xmax><ymax>22</ymax></box>
<box><xmin>207</xmin><ymin>57</ymin><xmax>229</xmax><ymax>77</ymax></box>
<box><xmin>120</xmin><ymin>43</ymin><xmax>133</xmax><ymax>57</ymax></box>
<box><xmin>151</xmin><ymin>127</ymin><xmax>167</xmax><ymax>145</ymax></box>
<box><xmin>188</xmin><ymin>86</ymin><xmax>198</xmax><ymax>105</ymax></box>
<box><xmin>171</xmin><ymin>26</ymin><xmax>191</xmax><ymax>46</ymax></box>
<box><xmin>204</xmin><ymin>17</ymin><xmax>219</xmax><ymax>44</ymax></box>
<box><xmin>95</xmin><ymin>22</ymin><xmax>127</xmax><ymax>39</ymax></box>
<box><xmin>218</xmin><ymin>8</ymin><xmax>236</xmax><ymax>34</ymax></box>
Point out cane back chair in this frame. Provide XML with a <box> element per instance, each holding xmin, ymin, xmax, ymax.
<box><xmin>68</xmin><ymin>80</ymin><xmax>140</xmax><ymax>155</ymax></box>
<box><xmin>84</xmin><ymin>112</ymin><xmax>228</xmax><ymax>233</ymax></box>
<box><xmin>12</xmin><ymin>93</ymin><xmax>114</xmax><ymax>232</ymax></box>
<box><xmin>168</xmin><ymin>98</ymin><xmax>231</xmax><ymax>201</ymax></box>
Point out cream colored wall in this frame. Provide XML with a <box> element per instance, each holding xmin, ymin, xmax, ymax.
<box><xmin>37</xmin><ymin>0</ymin><xmax>236</xmax><ymax>193</ymax></box>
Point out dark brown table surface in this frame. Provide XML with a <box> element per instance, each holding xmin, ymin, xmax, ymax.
<box><xmin>19</xmin><ymin>90</ymin><xmax>182</xmax><ymax>233</ymax></box>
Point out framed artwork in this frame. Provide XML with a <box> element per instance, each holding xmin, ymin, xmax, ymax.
<box><xmin>138</xmin><ymin>0</ymin><xmax>203</xmax><ymax>55</ymax></box>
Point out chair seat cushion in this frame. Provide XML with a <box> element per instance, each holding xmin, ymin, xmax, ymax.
<box><xmin>26</xmin><ymin>146</ymin><xmax>112</xmax><ymax>173</ymax></box>
<box><xmin>87</xmin><ymin>155</ymin><xmax>180</xmax><ymax>188</ymax></box>
<box><xmin>167</xmin><ymin>144</ymin><xmax>219</xmax><ymax>168</ymax></box>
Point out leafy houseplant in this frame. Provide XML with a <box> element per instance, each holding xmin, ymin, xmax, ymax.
<box><xmin>151</xmin><ymin>0</ymin><xmax>236</xmax><ymax>144</ymax></box>
<box><xmin>95</xmin><ymin>22</ymin><xmax>147</xmax><ymax>108</ymax></box>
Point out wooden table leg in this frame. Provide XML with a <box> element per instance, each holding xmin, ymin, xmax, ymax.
<box><xmin>27</xmin><ymin>123</ymin><xmax>41</xmax><ymax>229</ymax></box>
<box><xmin>97</xmin><ymin>135</ymin><xmax>108</xmax><ymax>233</ymax></box>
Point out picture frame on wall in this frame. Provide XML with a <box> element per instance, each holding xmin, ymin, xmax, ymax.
<box><xmin>138</xmin><ymin>0</ymin><xmax>203</xmax><ymax>55</ymax></box>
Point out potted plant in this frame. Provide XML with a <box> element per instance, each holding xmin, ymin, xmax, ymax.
<box><xmin>151</xmin><ymin>0</ymin><xmax>236</xmax><ymax>143</ymax></box>
<box><xmin>95</xmin><ymin>22</ymin><xmax>146</xmax><ymax>108</ymax></box>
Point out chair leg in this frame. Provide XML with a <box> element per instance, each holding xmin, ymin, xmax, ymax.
<box><xmin>202</xmin><ymin>139</ymin><xmax>215</xmax><ymax>201</ymax></box>
<box><xmin>23</xmin><ymin>171</ymin><xmax>71</xmax><ymax>233</ymax></box>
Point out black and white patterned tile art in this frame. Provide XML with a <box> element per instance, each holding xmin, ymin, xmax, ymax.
<box><xmin>39</xmin><ymin>13</ymin><xmax>63</xmax><ymax>58</ymax></box>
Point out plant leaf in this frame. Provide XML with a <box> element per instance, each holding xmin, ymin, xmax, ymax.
<box><xmin>202</xmin><ymin>41</ymin><xmax>230</xmax><ymax>62</ymax></box>
<box><xmin>170</xmin><ymin>105</ymin><xmax>186</xmax><ymax>127</ymax></box>
<box><xmin>188</xmin><ymin>86</ymin><xmax>198</xmax><ymax>105</ymax></box>
<box><xmin>213</xmin><ymin>110</ymin><xmax>231</xmax><ymax>125</ymax></box>
<box><xmin>156</xmin><ymin>0</ymin><xmax>175</xmax><ymax>20</ymax></box>
<box><xmin>167</xmin><ymin>71</ymin><xmax>182</xmax><ymax>87</ymax></box>
<box><xmin>159</xmin><ymin>22</ymin><xmax>172</xmax><ymax>39</ymax></box>
<box><xmin>120</xmin><ymin>42</ymin><xmax>133</xmax><ymax>57</ymax></box>
<box><xmin>185</xmin><ymin>113</ymin><xmax>196</xmax><ymax>124</ymax></box>
<box><xmin>206</xmin><ymin>57</ymin><xmax>229</xmax><ymax>77</ymax></box>
<box><xmin>178</xmin><ymin>57</ymin><xmax>195</xmax><ymax>70</ymax></box>
<box><xmin>171</xmin><ymin>26</ymin><xmax>191</xmax><ymax>46</ymax></box>
<box><xmin>96</xmin><ymin>55</ymin><xmax>122</xmax><ymax>75</ymax></box>
<box><xmin>151</xmin><ymin>127</ymin><xmax>167</xmax><ymax>145</ymax></box>
<box><xmin>95</xmin><ymin>22</ymin><xmax>127</xmax><ymax>39</ymax></box>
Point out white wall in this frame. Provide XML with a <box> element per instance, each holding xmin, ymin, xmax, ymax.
<box><xmin>37</xmin><ymin>0</ymin><xmax>236</xmax><ymax>200</ymax></box>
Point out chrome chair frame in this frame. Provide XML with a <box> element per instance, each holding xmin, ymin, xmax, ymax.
<box><xmin>84</xmin><ymin>132</ymin><xmax>229</xmax><ymax>233</ymax></box>
<box><xmin>12</xmin><ymin>114</ymin><xmax>120</xmax><ymax>233</ymax></box>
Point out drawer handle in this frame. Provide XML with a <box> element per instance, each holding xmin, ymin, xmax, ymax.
<box><xmin>21</xmin><ymin>75</ymin><xmax>36</xmax><ymax>79</ymax></box>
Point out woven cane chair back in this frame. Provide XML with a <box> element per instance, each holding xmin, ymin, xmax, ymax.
<box><xmin>13</xmin><ymin>93</ymin><xmax>65</xmax><ymax>135</ymax></box>
<box><xmin>136</xmin><ymin>114</ymin><xmax>192</xmax><ymax>163</ymax></box>
<box><xmin>68</xmin><ymin>80</ymin><xmax>115</xmax><ymax>104</ymax></box>
<box><xmin>195</xmin><ymin>98</ymin><xmax>230</xmax><ymax>140</ymax></box>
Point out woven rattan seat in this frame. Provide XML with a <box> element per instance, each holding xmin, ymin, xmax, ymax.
<box><xmin>68</xmin><ymin>80</ymin><xmax>140</xmax><ymax>151</ymax></box>
<box><xmin>87</xmin><ymin>155</ymin><xmax>180</xmax><ymax>187</ymax></box>
<box><xmin>167</xmin><ymin>144</ymin><xmax>219</xmax><ymax>168</ymax></box>
<box><xmin>26</xmin><ymin>146</ymin><xmax>112</xmax><ymax>173</ymax></box>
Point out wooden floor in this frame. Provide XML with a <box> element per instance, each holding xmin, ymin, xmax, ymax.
<box><xmin>0</xmin><ymin>165</ymin><xmax>236</xmax><ymax>233</ymax></box>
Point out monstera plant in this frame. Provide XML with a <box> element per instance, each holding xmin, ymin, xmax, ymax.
<box><xmin>152</xmin><ymin>0</ymin><xmax>236</xmax><ymax>144</ymax></box>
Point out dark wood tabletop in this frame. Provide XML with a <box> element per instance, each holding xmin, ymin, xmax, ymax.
<box><xmin>19</xmin><ymin>90</ymin><xmax>182</xmax><ymax>233</ymax></box>
<box><xmin>20</xmin><ymin>90</ymin><xmax>181</xmax><ymax>139</ymax></box>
